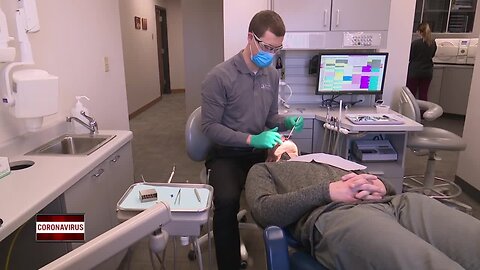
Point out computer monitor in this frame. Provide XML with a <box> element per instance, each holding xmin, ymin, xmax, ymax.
<box><xmin>316</xmin><ymin>52</ymin><xmax>388</xmax><ymax>95</ymax></box>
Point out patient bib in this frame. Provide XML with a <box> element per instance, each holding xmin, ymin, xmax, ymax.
<box><xmin>289</xmin><ymin>153</ymin><xmax>366</xmax><ymax>171</ymax></box>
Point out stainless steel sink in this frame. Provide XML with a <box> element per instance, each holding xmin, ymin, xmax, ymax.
<box><xmin>27</xmin><ymin>134</ymin><xmax>116</xmax><ymax>155</ymax></box>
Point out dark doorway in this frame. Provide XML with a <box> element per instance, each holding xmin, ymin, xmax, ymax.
<box><xmin>155</xmin><ymin>6</ymin><xmax>171</xmax><ymax>94</ymax></box>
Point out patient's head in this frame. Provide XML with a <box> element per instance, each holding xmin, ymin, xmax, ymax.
<box><xmin>266</xmin><ymin>139</ymin><xmax>299</xmax><ymax>162</ymax></box>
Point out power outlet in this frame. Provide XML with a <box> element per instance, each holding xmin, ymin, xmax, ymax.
<box><xmin>104</xmin><ymin>57</ymin><xmax>110</xmax><ymax>72</ymax></box>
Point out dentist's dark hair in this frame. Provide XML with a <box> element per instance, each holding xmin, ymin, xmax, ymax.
<box><xmin>248</xmin><ymin>10</ymin><xmax>285</xmax><ymax>38</ymax></box>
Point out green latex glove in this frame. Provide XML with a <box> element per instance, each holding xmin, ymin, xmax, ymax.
<box><xmin>250</xmin><ymin>127</ymin><xmax>283</xmax><ymax>149</ymax></box>
<box><xmin>285</xmin><ymin>116</ymin><xmax>304</xmax><ymax>132</ymax></box>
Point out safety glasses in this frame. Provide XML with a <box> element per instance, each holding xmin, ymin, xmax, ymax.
<box><xmin>253</xmin><ymin>33</ymin><xmax>283</xmax><ymax>54</ymax></box>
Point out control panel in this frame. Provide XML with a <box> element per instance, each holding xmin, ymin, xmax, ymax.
<box><xmin>343</xmin><ymin>32</ymin><xmax>382</xmax><ymax>48</ymax></box>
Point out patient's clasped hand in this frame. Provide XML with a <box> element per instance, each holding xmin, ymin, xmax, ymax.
<box><xmin>248</xmin><ymin>140</ymin><xmax>480</xmax><ymax>270</ymax></box>
<box><xmin>267</xmin><ymin>139</ymin><xmax>384</xmax><ymax>200</ymax></box>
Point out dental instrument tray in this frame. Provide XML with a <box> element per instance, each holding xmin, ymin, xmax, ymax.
<box><xmin>117</xmin><ymin>182</ymin><xmax>213</xmax><ymax>213</ymax></box>
<box><xmin>345</xmin><ymin>113</ymin><xmax>404</xmax><ymax>125</ymax></box>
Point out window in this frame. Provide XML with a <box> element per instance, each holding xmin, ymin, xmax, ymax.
<box><xmin>414</xmin><ymin>0</ymin><xmax>477</xmax><ymax>33</ymax></box>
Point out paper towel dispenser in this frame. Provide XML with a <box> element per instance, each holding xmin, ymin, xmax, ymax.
<box><xmin>11</xmin><ymin>69</ymin><xmax>59</xmax><ymax>131</ymax></box>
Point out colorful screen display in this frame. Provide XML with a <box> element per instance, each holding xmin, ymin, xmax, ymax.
<box><xmin>316</xmin><ymin>53</ymin><xmax>388</xmax><ymax>95</ymax></box>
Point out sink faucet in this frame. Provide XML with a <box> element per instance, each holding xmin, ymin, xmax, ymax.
<box><xmin>66</xmin><ymin>111</ymin><xmax>99</xmax><ymax>134</ymax></box>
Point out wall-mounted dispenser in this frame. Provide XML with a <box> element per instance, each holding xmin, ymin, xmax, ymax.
<box><xmin>1</xmin><ymin>0</ymin><xmax>59</xmax><ymax>132</ymax></box>
<box><xmin>12</xmin><ymin>69</ymin><xmax>58</xmax><ymax>131</ymax></box>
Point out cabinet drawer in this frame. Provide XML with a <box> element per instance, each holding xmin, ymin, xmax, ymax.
<box><xmin>294</xmin><ymin>138</ymin><xmax>312</xmax><ymax>154</ymax></box>
<box><xmin>289</xmin><ymin>128</ymin><xmax>313</xmax><ymax>139</ymax></box>
<box><xmin>303</xmin><ymin>119</ymin><xmax>313</xmax><ymax>129</ymax></box>
<box><xmin>362</xmin><ymin>162</ymin><xmax>403</xmax><ymax>178</ymax></box>
<box><xmin>284</xmin><ymin>117</ymin><xmax>313</xmax><ymax>129</ymax></box>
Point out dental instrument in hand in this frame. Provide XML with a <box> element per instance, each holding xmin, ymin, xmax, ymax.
<box><xmin>167</xmin><ymin>164</ymin><xmax>176</xmax><ymax>183</ymax></box>
<box><xmin>286</xmin><ymin>117</ymin><xmax>300</xmax><ymax>140</ymax></box>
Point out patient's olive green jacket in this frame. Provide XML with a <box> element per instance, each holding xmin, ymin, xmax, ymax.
<box><xmin>245</xmin><ymin>161</ymin><xmax>397</xmax><ymax>252</ymax></box>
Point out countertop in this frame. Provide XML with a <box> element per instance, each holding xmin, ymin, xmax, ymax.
<box><xmin>279</xmin><ymin>105</ymin><xmax>423</xmax><ymax>132</ymax></box>
<box><xmin>0</xmin><ymin>128</ymin><xmax>133</xmax><ymax>241</ymax></box>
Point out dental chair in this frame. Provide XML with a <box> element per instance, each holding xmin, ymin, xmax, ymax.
<box><xmin>263</xmin><ymin>226</ymin><xmax>327</xmax><ymax>270</ymax></box>
<box><xmin>399</xmin><ymin>86</ymin><xmax>471</xmax><ymax>213</ymax></box>
<box><xmin>185</xmin><ymin>106</ymin><xmax>257</xmax><ymax>268</ymax></box>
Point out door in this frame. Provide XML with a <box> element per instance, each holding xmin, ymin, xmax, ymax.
<box><xmin>156</xmin><ymin>6</ymin><xmax>171</xmax><ymax>94</ymax></box>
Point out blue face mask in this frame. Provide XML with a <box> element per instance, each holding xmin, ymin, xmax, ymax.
<box><xmin>250</xmin><ymin>43</ymin><xmax>274</xmax><ymax>68</ymax></box>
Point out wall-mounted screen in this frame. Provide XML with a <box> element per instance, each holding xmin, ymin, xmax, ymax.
<box><xmin>316</xmin><ymin>52</ymin><xmax>388</xmax><ymax>95</ymax></box>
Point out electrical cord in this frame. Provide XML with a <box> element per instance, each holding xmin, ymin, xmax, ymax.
<box><xmin>279</xmin><ymin>81</ymin><xmax>293</xmax><ymax>108</ymax></box>
<box><xmin>320</xmin><ymin>95</ymin><xmax>364</xmax><ymax>107</ymax></box>
<box><xmin>4</xmin><ymin>223</ymin><xmax>25</xmax><ymax>270</ymax></box>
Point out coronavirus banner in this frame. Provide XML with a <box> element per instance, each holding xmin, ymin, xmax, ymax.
<box><xmin>36</xmin><ymin>214</ymin><xmax>85</xmax><ymax>242</ymax></box>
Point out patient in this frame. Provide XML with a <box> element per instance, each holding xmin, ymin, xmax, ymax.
<box><xmin>246</xmin><ymin>141</ymin><xmax>480</xmax><ymax>270</ymax></box>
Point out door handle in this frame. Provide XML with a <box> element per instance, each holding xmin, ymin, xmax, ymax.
<box><xmin>324</xmin><ymin>10</ymin><xmax>328</xmax><ymax>27</ymax></box>
<box><xmin>336</xmin><ymin>9</ymin><xmax>340</xmax><ymax>27</ymax></box>
<box><xmin>92</xmin><ymin>168</ymin><xmax>105</xmax><ymax>178</ymax></box>
<box><xmin>110</xmin><ymin>155</ymin><xmax>121</xmax><ymax>163</ymax></box>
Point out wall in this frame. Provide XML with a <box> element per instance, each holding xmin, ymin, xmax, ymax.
<box><xmin>223</xmin><ymin>0</ymin><xmax>270</xmax><ymax>60</ymax></box>
<box><xmin>0</xmin><ymin>0</ymin><xmax>129</xmax><ymax>145</ymax></box>
<box><xmin>183</xmin><ymin>0</ymin><xmax>224</xmax><ymax>115</ymax></box>
<box><xmin>457</xmin><ymin>40</ymin><xmax>480</xmax><ymax>191</ymax></box>
<box><xmin>382</xmin><ymin>0</ymin><xmax>416</xmax><ymax>106</ymax></box>
<box><xmin>119</xmin><ymin>0</ymin><xmax>163</xmax><ymax>115</ymax></box>
<box><xmin>164</xmin><ymin>0</ymin><xmax>184</xmax><ymax>91</ymax></box>
<box><xmin>119</xmin><ymin>0</ymin><xmax>185</xmax><ymax>114</ymax></box>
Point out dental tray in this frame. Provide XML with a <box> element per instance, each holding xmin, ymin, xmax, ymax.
<box><xmin>117</xmin><ymin>182</ymin><xmax>213</xmax><ymax>213</ymax></box>
<box><xmin>345</xmin><ymin>113</ymin><xmax>404</xmax><ymax>125</ymax></box>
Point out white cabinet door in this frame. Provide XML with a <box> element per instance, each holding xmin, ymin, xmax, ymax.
<box><xmin>63</xmin><ymin>142</ymin><xmax>134</xmax><ymax>269</ymax></box>
<box><xmin>64</xmin><ymin>163</ymin><xmax>110</xmax><ymax>248</ymax></box>
<box><xmin>273</xmin><ymin>0</ymin><xmax>331</xmax><ymax>31</ymax></box>
<box><xmin>331</xmin><ymin>0</ymin><xmax>390</xmax><ymax>31</ymax></box>
<box><xmin>440</xmin><ymin>67</ymin><xmax>473</xmax><ymax>115</ymax></box>
<box><xmin>105</xmin><ymin>142</ymin><xmax>134</xmax><ymax>226</ymax></box>
<box><xmin>428</xmin><ymin>67</ymin><xmax>443</xmax><ymax>105</ymax></box>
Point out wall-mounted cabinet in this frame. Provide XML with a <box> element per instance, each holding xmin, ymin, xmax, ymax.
<box><xmin>273</xmin><ymin>0</ymin><xmax>332</xmax><ymax>31</ymax></box>
<box><xmin>272</xmin><ymin>0</ymin><xmax>391</xmax><ymax>32</ymax></box>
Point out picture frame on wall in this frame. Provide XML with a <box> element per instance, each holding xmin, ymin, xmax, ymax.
<box><xmin>134</xmin><ymin>16</ymin><xmax>141</xmax><ymax>29</ymax></box>
<box><xmin>142</xmin><ymin>18</ymin><xmax>147</xmax><ymax>30</ymax></box>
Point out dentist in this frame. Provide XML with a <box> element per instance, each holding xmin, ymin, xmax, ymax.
<box><xmin>201</xmin><ymin>10</ymin><xmax>303</xmax><ymax>269</ymax></box>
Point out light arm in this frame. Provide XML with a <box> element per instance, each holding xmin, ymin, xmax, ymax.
<box><xmin>40</xmin><ymin>202</ymin><xmax>171</xmax><ymax>270</ymax></box>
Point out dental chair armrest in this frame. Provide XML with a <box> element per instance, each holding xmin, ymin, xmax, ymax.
<box><xmin>263</xmin><ymin>226</ymin><xmax>327</xmax><ymax>270</ymax></box>
<box><xmin>417</xmin><ymin>100</ymin><xmax>443</xmax><ymax>121</ymax></box>
<box><xmin>264</xmin><ymin>226</ymin><xmax>290</xmax><ymax>270</ymax></box>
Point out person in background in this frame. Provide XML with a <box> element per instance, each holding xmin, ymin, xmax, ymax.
<box><xmin>407</xmin><ymin>22</ymin><xmax>437</xmax><ymax>101</ymax></box>
<box><xmin>201</xmin><ymin>10</ymin><xmax>304</xmax><ymax>269</ymax></box>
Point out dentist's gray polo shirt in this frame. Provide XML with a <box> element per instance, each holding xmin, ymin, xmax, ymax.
<box><xmin>201</xmin><ymin>51</ymin><xmax>286</xmax><ymax>147</ymax></box>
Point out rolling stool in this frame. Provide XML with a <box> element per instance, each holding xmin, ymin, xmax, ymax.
<box><xmin>399</xmin><ymin>86</ymin><xmax>472</xmax><ymax>214</ymax></box>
